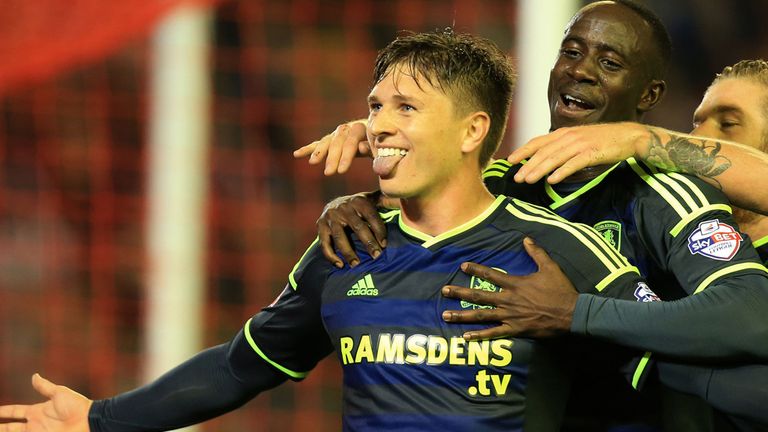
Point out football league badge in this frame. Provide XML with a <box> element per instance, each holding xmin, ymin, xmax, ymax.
<box><xmin>687</xmin><ymin>219</ymin><xmax>742</xmax><ymax>261</ymax></box>
<box><xmin>461</xmin><ymin>268</ymin><xmax>507</xmax><ymax>310</ymax></box>
<box><xmin>594</xmin><ymin>220</ymin><xmax>622</xmax><ymax>250</ymax></box>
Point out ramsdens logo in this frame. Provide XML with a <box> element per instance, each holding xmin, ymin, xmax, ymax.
<box><xmin>347</xmin><ymin>274</ymin><xmax>378</xmax><ymax>296</ymax></box>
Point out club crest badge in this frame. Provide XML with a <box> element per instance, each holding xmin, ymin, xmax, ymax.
<box><xmin>594</xmin><ymin>220</ymin><xmax>622</xmax><ymax>250</ymax></box>
<box><xmin>461</xmin><ymin>268</ymin><xmax>507</xmax><ymax>310</ymax></box>
<box><xmin>687</xmin><ymin>219</ymin><xmax>742</xmax><ymax>261</ymax></box>
<box><xmin>633</xmin><ymin>282</ymin><xmax>660</xmax><ymax>302</ymax></box>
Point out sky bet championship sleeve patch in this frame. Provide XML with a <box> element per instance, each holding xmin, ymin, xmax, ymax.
<box><xmin>687</xmin><ymin>219</ymin><xmax>743</xmax><ymax>261</ymax></box>
<box><xmin>634</xmin><ymin>281</ymin><xmax>660</xmax><ymax>302</ymax></box>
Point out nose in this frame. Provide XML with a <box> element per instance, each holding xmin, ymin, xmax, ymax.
<box><xmin>368</xmin><ymin>107</ymin><xmax>396</xmax><ymax>142</ymax></box>
<box><xmin>566</xmin><ymin>57</ymin><xmax>597</xmax><ymax>83</ymax></box>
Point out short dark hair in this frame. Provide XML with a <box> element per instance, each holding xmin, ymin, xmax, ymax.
<box><xmin>610</xmin><ymin>0</ymin><xmax>672</xmax><ymax>79</ymax></box>
<box><xmin>372</xmin><ymin>29</ymin><xmax>516</xmax><ymax>168</ymax></box>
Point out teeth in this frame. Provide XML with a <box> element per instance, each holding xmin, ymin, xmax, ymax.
<box><xmin>378</xmin><ymin>148</ymin><xmax>408</xmax><ymax>157</ymax></box>
<box><xmin>564</xmin><ymin>95</ymin><xmax>584</xmax><ymax>105</ymax></box>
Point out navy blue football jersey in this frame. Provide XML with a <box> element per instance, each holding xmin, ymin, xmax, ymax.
<box><xmin>242</xmin><ymin>196</ymin><xmax>651</xmax><ymax>432</ymax></box>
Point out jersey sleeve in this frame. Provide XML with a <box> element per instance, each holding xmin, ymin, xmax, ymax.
<box><xmin>507</xmin><ymin>198</ymin><xmax>649</xmax><ymax>297</ymax></box>
<box><xmin>629</xmin><ymin>159</ymin><xmax>768</xmax><ymax>296</ymax></box>
<box><xmin>656</xmin><ymin>361</ymin><xmax>768</xmax><ymax>427</ymax></box>
<box><xmin>242</xmin><ymin>238</ymin><xmax>335</xmax><ymax>380</ymax></box>
<box><xmin>572</xmin><ymin>271</ymin><xmax>768</xmax><ymax>359</ymax></box>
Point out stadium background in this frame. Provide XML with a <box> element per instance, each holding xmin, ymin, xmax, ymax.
<box><xmin>1</xmin><ymin>0</ymin><xmax>767</xmax><ymax>430</ymax></box>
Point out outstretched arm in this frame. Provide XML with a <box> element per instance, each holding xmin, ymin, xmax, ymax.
<box><xmin>0</xmin><ymin>374</ymin><xmax>92</xmax><ymax>432</ymax></box>
<box><xmin>0</xmin><ymin>333</ymin><xmax>286</xmax><ymax>432</ymax></box>
<box><xmin>293</xmin><ymin>119</ymin><xmax>369</xmax><ymax>175</ymax></box>
<box><xmin>508</xmin><ymin>123</ymin><xmax>768</xmax><ymax>214</ymax></box>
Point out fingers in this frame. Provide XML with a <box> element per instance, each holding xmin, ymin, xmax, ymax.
<box><xmin>458</xmin><ymin>262</ymin><xmax>522</xmax><ymax>290</ymax></box>
<box><xmin>0</xmin><ymin>405</ymin><xmax>28</xmax><ymax>423</ymax></box>
<box><xmin>324</xmin><ymin>124</ymin><xmax>348</xmax><ymax>175</ymax></box>
<box><xmin>31</xmin><ymin>374</ymin><xmax>56</xmax><ymax>399</ymax></box>
<box><xmin>292</xmin><ymin>142</ymin><xmax>317</xmax><ymax>159</ymax></box>
<box><xmin>522</xmin><ymin>238</ymin><xmax>554</xmax><ymax>270</ymax></box>
<box><xmin>328</xmin><ymin>217</ymin><xmax>360</xmax><ymax>267</ymax></box>
<box><xmin>441</xmin><ymin>304</ymin><xmax>504</xmax><ymax>323</ymax></box>
<box><xmin>441</xmin><ymin>285</ymin><xmax>500</xmax><ymax>307</ymax></box>
<box><xmin>462</xmin><ymin>325</ymin><xmax>516</xmax><ymax>341</ymax></box>
<box><xmin>317</xmin><ymin>222</ymin><xmax>343</xmax><ymax>268</ymax></box>
<box><xmin>354</xmin><ymin>197</ymin><xmax>387</xmax><ymax>249</ymax></box>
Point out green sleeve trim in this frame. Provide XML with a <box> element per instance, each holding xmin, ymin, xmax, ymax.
<box><xmin>629</xmin><ymin>158</ymin><xmax>689</xmax><ymax>218</ymax></box>
<box><xmin>669</xmin><ymin>204</ymin><xmax>733</xmax><ymax>237</ymax></box>
<box><xmin>631</xmin><ymin>351</ymin><xmax>653</xmax><ymax>390</ymax></box>
<box><xmin>481</xmin><ymin>159</ymin><xmax>512</xmax><ymax>180</ymax></box>
<box><xmin>753</xmin><ymin>235</ymin><xmax>768</xmax><ymax>248</ymax></box>
<box><xmin>243</xmin><ymin>318</ymin><xmax>309</xmax><ymax>379</ymax></box>
<box><xmin>594</xmin><ymin>266</ymin><xmax>640</xmax><ymax>292</ymax></box>
<box><xmin>693</xmin><ymin>262</ymin><xmax>768</xmax><ymax>294</ymax></box>
<box><xmin>288</xmin><ymin>237</ymin><xmax>321</xmax><ymax>290</ymax></box>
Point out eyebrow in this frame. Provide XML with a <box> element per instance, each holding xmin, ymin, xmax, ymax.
<box><xmin>693</xmin><ymin>105</ymin><xmax>744</xmax><ymax>122</ymax></box>
<box><xmin>564</xmin><ymin>35</ymin><xmax>626</xmax><ymax>58</ymax></box>
<box><xmin>367</xmin><ymin>93</ymin><xmax>419</xmax><ymax>104</ymax></box>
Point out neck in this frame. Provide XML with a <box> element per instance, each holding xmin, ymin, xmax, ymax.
<box><xmin>399</xmin><ymin>172</ymin><xmax>495</xmax><ymax>237</ymax></box>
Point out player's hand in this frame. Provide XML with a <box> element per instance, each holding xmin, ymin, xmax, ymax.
<box><xmin>293</xmin><ymin>120</ymin><xmax>370</xmax><ymax>175</ymax></box>
<box><xmin>507</xmin><ymin>122</ymin><xmax>649</xmax><ymax>184</ymax></box>
<box><xmin>0</xmin><ymin>374</ymin><xmax>92</xmax><ymax>432</ymax></box>
<box><xmin>441</xmin><ymin>238</ymin><xmax>578</xmax><ymax>340</ymax></box>
<box><xmin>317</xmin><ymin>192</ymin><xmax>388</xmax><ymax>268</ymax></box>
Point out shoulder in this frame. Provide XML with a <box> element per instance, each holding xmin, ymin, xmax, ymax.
<box><xmin>624</xmin><ymin>158</ymin><xmax>733</xmax><ymax>235</ymax></box>
<box><xmin>503</xmin><ymin>198</ymin><xmax>639</xmax><ymax>292</ymax></box>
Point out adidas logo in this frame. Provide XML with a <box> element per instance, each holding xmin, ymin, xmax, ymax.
<box><xmin>347</xmin><ymin>274</ymin><xmax>378</xmax><ymax>296</ymax></box>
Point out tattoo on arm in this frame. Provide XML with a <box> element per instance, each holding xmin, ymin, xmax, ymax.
<box><xmin>645</xmin><ymin>128</ymin><xmax>732</xmax><ymax>190</ymax></box>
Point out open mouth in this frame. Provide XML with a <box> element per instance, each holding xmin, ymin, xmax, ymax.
<box><xmin>560</xmin><ymin>93</ymin><xmax>595</xmax><ymax>110</ymax></box>
<box><xmin>373</xmin><ymin>147</ymin><xmax>409</xmax><ymax>177</ymax></box>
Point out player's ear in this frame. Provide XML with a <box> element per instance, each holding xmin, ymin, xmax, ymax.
<box><xmin>461</xmin><ymin>111</ymin><xmax>490</xmax><ymax>154</ymax></box>
<box><xmin>637</xmin><ymin>79</ymin><xmax>667</xmax><ymax>113</ymax></box>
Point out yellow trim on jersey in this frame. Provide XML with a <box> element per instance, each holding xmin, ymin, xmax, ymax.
<box><xmin>668</xmin><ymin>172</ymin><xmax>709</xmax><ymax>205</ymax></box>
<box><xmin>379</xmin><ymin>208</ymin><xmax>400</xmax><ymax>222</ymax></box>
<box><xmin>288</xmin><ymin>237</ymin><xmax>321</xmax><ymax>290</ymax></box>
<box><xmin>631</xmin><ymin>351</ymin><xmax>653</xmax><ymax>390</ymax></box>
<box><xmin>669</xmin><ymin>204</ymin><xmax>733</xmax><ymax>237</ymax></box>
<box><xmin>595</xmin><ymin>267</ymin><xmax>640</xmax><ymax>292</ymax></box>
<box><xmin>482</xmin><ymin>159</ymin><xmax>513</xmax><ymax>179</ymax></box>
<box><xmin>628</xmin><ymin>158</ymin><xmax>689</xmax><ymax>218</ymax></box>
<box><xmin>513</xmin><ymin>200</ymin><xmax>635</xmax><ymax>269</ymax></box>
<box><xmin>652</xmin><ymin>169</ymin><xmax>705</xmax><ymax>210</ymax></box>
<box><xmin>399</xmin><ymin>195</ymin><xmax>506</xmax><ymax>248</ymax></box>
<box><xmin>506</xmin><ymin>201</ymin><xmax>639</xmax><ymax>291</ymax></box>
<box><xmin>753</xmin><ymin>235</ymin><xmax>768</xmax><ymax>249</ymax></box>
<box><xmin>243</xmin><ymin>318</ymin><xmax>309</xmax><ymax>379</ymax></box>
<box><xmin>547</xmin><ymin>161</ymin><xmax>623</xmax><ymax>210</ymax></box>
<box><xmin>693</xmin><ymin>262</ymin><xmax>768</xmax><ymax>294</ymax></box>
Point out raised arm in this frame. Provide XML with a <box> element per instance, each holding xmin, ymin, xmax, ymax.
<box><xmin>508</xmin><ymin>123</ymin><xmax>768</xmax><ymax>214</ymax></box>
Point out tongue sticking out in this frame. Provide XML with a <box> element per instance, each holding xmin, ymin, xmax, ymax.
<box><xmin>372</xmin><ymin>154</ymin><xmax>405</xmax><ymax>177</ymax></box>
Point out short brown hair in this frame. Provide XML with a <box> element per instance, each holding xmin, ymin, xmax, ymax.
<box><xmin>373</xmin><ymin>29</ymin><xmax>516</xmax><ymax>168</ymax></box>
